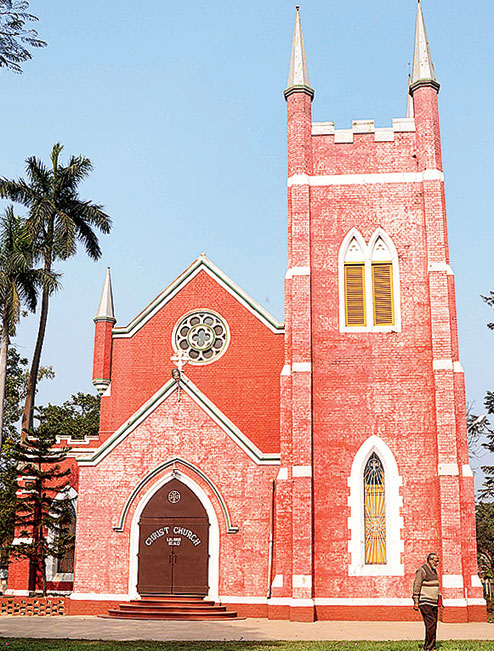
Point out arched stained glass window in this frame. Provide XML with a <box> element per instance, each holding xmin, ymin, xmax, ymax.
<box><xmin>364</xmin><ymin>452</ymin><xmax>386</xmax><ymax>564</ymax></box>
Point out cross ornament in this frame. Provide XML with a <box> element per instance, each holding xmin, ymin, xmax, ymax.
<box><xmin>171</xmin><ymin>348</ymin><xmax>190</xmax><ymax>373</ymax></box>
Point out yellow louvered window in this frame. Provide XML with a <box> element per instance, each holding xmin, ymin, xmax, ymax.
<box><xmin>364</xmin><ymin>453</ymin><xmax>386</xmax><ymax>565</ymax></box>
<box><xmin>372</xmin><ymin>263</ymin><xmax>394</xmax><ymax>326</ymax></box>
<box><xmin>344</xmin><ymin>263</ymin><xmax>366</xmax><ymax>327</ymax></box>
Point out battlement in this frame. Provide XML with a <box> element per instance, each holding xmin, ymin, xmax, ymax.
<box><xmin>312</xmin><ymin>118</ymin><xmax>415</xmax><ymax>142</ymax></box>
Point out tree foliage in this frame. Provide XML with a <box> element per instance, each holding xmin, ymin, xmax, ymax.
<box><xmin>0</xmin><ymin>206</ymin><xmax>57</xmax><ymax>447</ymax></box>
<box><xmin>0</xmin><ymin>143</ymin><xmax>112</xmax><ymax>435</ymax></box>
<box><xmin>1</xmin><ymin>347</ymin><xmax>54</xmax><ymax>446</ymax></box>
<box><xmin>476</xmin><ymin>501</ymin><xmax>494</xmax><ymax>581</ymax></box>
<box><xmin>6</xmin><ymin>428</ymin><xmax>73</xmax><ymax>595</ymax></box>
<box><xmin>0</xmin><ymin>0</ymin><xmax>46</xmax><ymax>73</ymax></box>
<box><xmin>35</xmin><ymin>392</ymin><xmax>100</xmax><ymax>440</ymax></box>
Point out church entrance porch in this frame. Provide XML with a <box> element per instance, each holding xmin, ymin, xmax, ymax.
<box><xmin>137</xmin><ymin>479</ymin><xmax>209</xmax><ymax>596</ymax></box>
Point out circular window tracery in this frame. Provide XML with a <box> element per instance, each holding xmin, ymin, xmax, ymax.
<box><xmin>173</xmin><ymin>311</ymin><xmax>229</xmax><ymax>364</ymax></box>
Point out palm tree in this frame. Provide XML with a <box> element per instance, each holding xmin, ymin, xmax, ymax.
<box><xmin>0</xmin><ymin>206</ymin><xmax>52</xmax><ymax>449</ymax></box>
<box><xmin>0</xmin><ymin>144</ymin><xmax>112</xmax><ymax>438</ymax></box>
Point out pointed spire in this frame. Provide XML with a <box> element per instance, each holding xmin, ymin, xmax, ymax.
<box><xmin>94</xmin><ymin>267</ymin><xmax>116</xmax><ymax>322</ymax></box>
<box><xmin>410</xmin><ymin>1</ymin><xmax>440</xmax><ymax>92</ymax></box>
<box><xmin>284</xmin><ymin>6</ymin><xmax>314</xmax><ymax>100</ymax></box>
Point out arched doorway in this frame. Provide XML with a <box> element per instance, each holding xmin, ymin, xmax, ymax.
<box><xmin>137</xmin><ymin>478</ymin><xmax>209</xmax><ymax>595</ymax></box>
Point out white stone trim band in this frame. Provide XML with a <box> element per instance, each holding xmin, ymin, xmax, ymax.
<box><xmin>226</xmin><ymin>596</ymin><xmax>414</xmax><ymax>606</ymax></box>
<box><xmin>293</xmin><ymin>574</ymin><xmax>312</xmax><ymax>588</ymax></box>
<box><xmin>463</xmin><ymin>465</ymin><xmax>474</xmax><ymax>478</ymax></box>
<box><xmin>472</xmin><ymin>575</ymin><xmax>483</xmax><ymax>588</ymax></box>
<box><xmin>70</xmin><ymin>592</ymin><xmax>130</xmax><ymax>601</ymax></box>
<box><xmin>433</xmin><ymin>359</ymin><xmax>453</xmax><ymax>371</ymax></box>
<box><xmin>293</xmin><ymin>465</ymin><xmax>312</xmax><ymax>477</ymax></box>
<box><xmin>442</xmin><ymin>574</ymin><xmax>464</xmax><ymax>588</ymax></box>
<box><xmin>286</xmin><ymin>266</ymin><xmax>311</xmax><ymax>279</ymax></box>
<box><xmin>277</xmin><ymin>468</ymin><xmax>289</xmax><ymax>480</ymax></box>
<box><xmin>428</xmin><ymin>262</ymin><xmax>454</xmax><ymax>275</ymax></box>
<box><xmin>271</xmin><ymin>574</ymin><xmax>283</xmax><ymax>588</ymax></box>
<box><xmin>288</xmin><ymin>169</ymin><xmax>443</xmax><ymax>188</ymax></box>
<box><xmin>438</xmin><ymin>463</ymin><xmax>459</xmax><ymax>476</ymax></box>
<box><xmin>292</xmin><ymin>362</ymin><xmax>312</xmax><ymax>372</ymax></box>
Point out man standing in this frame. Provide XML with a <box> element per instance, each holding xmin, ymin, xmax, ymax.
<box><xmin>413</xmin><ymin>553</ymin><xmax>441</xmax><ymax>651</ymax></box>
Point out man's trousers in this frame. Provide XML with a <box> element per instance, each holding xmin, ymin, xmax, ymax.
<box><xmin>419</xmin><ymin>604</ymin><xmax>438</xmax><ymax>650</ymax></box>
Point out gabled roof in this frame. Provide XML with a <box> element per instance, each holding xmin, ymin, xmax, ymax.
<box><xmin>112</xmin><ymin>254</ymin><xmax>284</xmax><ymax>338</ymax></box>
<box><xmin>73</xmin><ymin>374</ymin><xmax>281</xmax><ymax>466</ymax></box>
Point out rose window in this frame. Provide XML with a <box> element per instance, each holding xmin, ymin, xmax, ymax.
<box><xmin>174</xmin><ymin>311</ymin><xmax>229</xmax><ymax>364</ymax></box>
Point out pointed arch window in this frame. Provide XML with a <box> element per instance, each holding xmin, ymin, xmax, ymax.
<box><xmin>364</xmin><ymin>452</ymin><xmax>386</xmax><ymax>565</ymax></box>
<box><xmin>339</xmin><ymin>229</ymin><xmax>400</xmax><ymax>332</ymax></box>
<box><xmin>344</xmin><ymin>237</ymin><xmax>366</xmax><ymax>327</ymax></box>
<box><xmin>371</xmin><ymin>237</ymin><xmax>394</xmax><ymax>327</ymax></box>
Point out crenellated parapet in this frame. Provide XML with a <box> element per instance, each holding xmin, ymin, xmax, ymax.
<box><xmin>312</xmin><ymin>118</ymin><xmax>416</xmax><ymax>141</ymax></box>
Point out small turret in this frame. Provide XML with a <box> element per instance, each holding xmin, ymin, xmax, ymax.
<box><xmin>409</xmin><ymin>1</ymin><xmax>442</xmax><ymax>171</ymax></box>
<box><xmin>92</xmin><ymin>267</ymin><xmax>116</xmax><ymax>396</ymax></box>
<box><xmin>285</xmin><ymin>6</ymin><xmax>313</xmax><ymax>177</ymax></box>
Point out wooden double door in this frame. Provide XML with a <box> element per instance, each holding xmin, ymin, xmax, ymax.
<box><xmin>137</xmin><ymin>479</ymin><xmax>209</xmax><ymax>596</ymax></box>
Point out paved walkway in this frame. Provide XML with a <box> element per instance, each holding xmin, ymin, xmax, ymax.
<box><xmin>0</xmin><ymin>616</ymin><xmax>493</xmax><ymax>642</ymax></box>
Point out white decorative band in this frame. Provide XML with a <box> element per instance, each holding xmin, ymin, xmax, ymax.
<box><xmin>286</xmin><ymin>266</ymin><xmax>310</xmax><ymax>278</ymax></box>
<box><xmin>271</xmin><ymin>574</ymin><xmax>283</xmax><ymax>588</ymax></box>
<box><xmin>433</xmin><ymin>359</ymin><xmax>453</xmax><ymax>371</ymax></box>
<box><xmin>442</xmin><ymin>598</ymin><xmax>468</xmax><ymax>607</ymax></box>
<box><xmin>471</xmin><ymin>575</ymin><xmax>483</xmax><ymax>588</ymax></box>
<box><xmin>462</xmin><ymin>465</ymin><xmax>474</xmax><ymax>478</ymax></box>
<box><xmin>5</xmin><ymin>590</ymin><xmax>30</xmax><ymax>596</ymax></box>
<box><xmin>277</xmin><ymin>468</ymin><xmax>289</xmax><ymax>481</ymax></box>
<box><xmin>292</xmin><ymin>362</ymin><xmax>312</xmax><ymax>372</ymax></box>
<box><xmin>69</xmin><ymin>592</ymin><xmax>130</xmax><ymax>601</ymax></box>
<box><xmin>287</xmin><ymin>169</ymin><xmax>444</xmax><ymax>188</ymax></box>
<box><xmin>438</xmin><ymin>463</ymin><xmax>459</xmax><ymax>476</ymax></box>
<box><xmin>315</xmin><ymin>597</ymin><xmax>412</xmax><ymax>606</ymax></box>
<box><xmin>220</xmin><ymin>595</ymin><xmax>270</xmax><ymax>604</ymax></box>
<box><xmin>428</xmin><ymin>262</ymin><xmax>454</xmax><ymax>275</ymax></box>
<box><xmin>293</xmin><ymin>574</ymin><xmax>312</xmax><ymax>588</ymax></box>
<box><xmin>221</xmin><ymin>596</ymin><xmax>476</xmax><ymax>608</ymax></box>
<box><xmin>442</xmin><ymin>574</ymin><xmax>464</xmax><ymax>589</ymax></box>
<box><xmin>280</xmin><ymin>364</ymin><xmax>291</xmax><ymax>377</ymax></box>
<box><xmin>293</xmin><ymin>465</ymin><xmax>312</xmax><ymax>478</ymax></box>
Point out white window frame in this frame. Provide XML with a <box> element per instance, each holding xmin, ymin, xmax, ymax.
<box><xmin>347</xmin><ymin>436</ymin><xmax>404</xmax><ymax>576</ymax></box>
<box><xmin>339</xmin><ymin>228</ymin><xmax>401</xmax><ymax>333</ymax></box>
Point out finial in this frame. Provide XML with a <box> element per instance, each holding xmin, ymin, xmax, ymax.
<box><xmin>284</xmin><ymin>6</ymin><xmax>314</xmax><ymax>100</ymax></box>
<box><xmin>94</xmin><ymin>266</ymin><xmax>116</xmax><ymax>323</ymax></box>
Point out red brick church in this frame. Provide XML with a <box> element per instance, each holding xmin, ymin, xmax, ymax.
<box><xmin>7</xmin><ymin>4</ymin><xmax>486</xmax><ymax>621</ymax></box>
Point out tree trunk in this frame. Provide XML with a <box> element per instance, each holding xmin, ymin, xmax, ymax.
<box><xmin>21</xmin><ymin>276</ymin><xmax>50</xmax><ymax>441</ymax></box>
<box><xmin>0</xmin><ymin>325</ymin><xmax>10</xmax><ymax>452</ymax></box>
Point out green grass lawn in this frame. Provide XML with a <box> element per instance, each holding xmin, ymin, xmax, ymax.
<box><xmin>0</xmin><ymin>642</ymin><xmax>493</xmax><ymax>651</ymax></box>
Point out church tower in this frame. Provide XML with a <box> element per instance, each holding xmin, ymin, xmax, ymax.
<box><xmin>272</xmin><ymin>3</ymin><xmax>483</xmax><ymax>622</ymax></box>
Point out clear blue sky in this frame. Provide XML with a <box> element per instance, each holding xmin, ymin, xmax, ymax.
<box><xmin>1</xmin><ymin>1</ymin><xmax>493</xmax><ymax>480</ymax></box>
